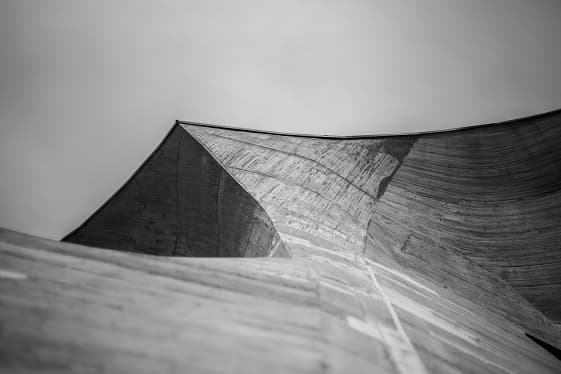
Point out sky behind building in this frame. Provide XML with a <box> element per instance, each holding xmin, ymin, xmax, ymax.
<box><xmin>1</xmin><ymin>0</ymin><xmax>561</xmax><ymax>239</ymax></box>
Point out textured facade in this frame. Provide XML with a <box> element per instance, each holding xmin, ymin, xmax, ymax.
<box><xmin>2</xmin><ymin>110</ymin><xmax>561</xmax><ymax>373</ymax></box>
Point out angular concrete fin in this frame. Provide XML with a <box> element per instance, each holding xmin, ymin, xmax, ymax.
<box><xmin>63</xmin><ymin>124</ymin><xmax>289</xmax><ymax>258</ymax></box>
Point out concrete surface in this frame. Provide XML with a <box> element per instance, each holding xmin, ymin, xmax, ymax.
<box><xmin>2</xmin><ymin>110</ymin><xmax>561</xmax><ymax>373</ymax></box>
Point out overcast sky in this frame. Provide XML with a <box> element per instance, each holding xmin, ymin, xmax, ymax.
<box><xmin>1</xmin><ymin>0</ymin><xmax>561</xmax><ymax>239</ymax></box>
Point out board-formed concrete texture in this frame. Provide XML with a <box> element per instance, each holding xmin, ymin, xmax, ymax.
<box><xmin>2</xmin><ymin>109</ymin><xmax>561</xmax><ymax>373</ymax></box>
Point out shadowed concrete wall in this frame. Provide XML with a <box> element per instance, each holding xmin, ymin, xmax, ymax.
<box><xmin>64</xmin><ymin>126</ymin><xmax>287</xmax><ymax>258</ymax></box>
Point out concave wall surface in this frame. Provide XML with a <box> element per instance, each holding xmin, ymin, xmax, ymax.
<box><xmin>183</xmin><ymin>111</ymin><xmax>561</xmax><ymax>324</ymax></box>
<box><xmin>5</xmin><ymin>109</ymin><xmax>558</xmax><ymax>373</ymax></box>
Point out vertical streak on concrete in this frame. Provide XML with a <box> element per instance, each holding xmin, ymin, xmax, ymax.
<box><xmin>216</xmin><ymin>169</ymin><xmax>224</xmax><ymax>256</ymax></box>
<box><xmin>242</xmin><ymin>223</ymin><xmax>255</xmax><ymax>257</ymax></box>
<box><xmin>172</xmin><ymin>130</ymin><xmax>183</xmax><ymax>256</ymax></box>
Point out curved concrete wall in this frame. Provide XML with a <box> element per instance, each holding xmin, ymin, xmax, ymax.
<box><xmin>184</xmin><ymin>124</ymin><xmax>417</xmax><ymax>255</ymax></box>
<box><xmin>369</xmin><ymin>112</ymin><xmax>561</xmax><ymax>321</ymax></box>
<box><xmin>2</xmin><ymin>216</ymin><xmax>561</xmax><ymax>373</ymax></box>
<box><xmin>39</xmin><ymin>110</ymin><xmax>561</xmax><ymax>373</ymax></box>
<box><xmin>182</xmin><ymin>111</ymin><xmax>561</xmax><ymax>326</ymax></box>
<box><xmin>64</xmin><ymin>126</ymin><xmax>287</xmax><ymax>258</ymax></box>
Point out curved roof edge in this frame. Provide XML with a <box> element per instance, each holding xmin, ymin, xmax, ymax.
<box><xmin>60</xmin><ymin>124</ymin><xmax>180</xmax><ymax>241</ymax></box>
<box><xmin>177</xmin><ymin>107</ymin><xmax>561</xmax><ymax>139</ymax></box>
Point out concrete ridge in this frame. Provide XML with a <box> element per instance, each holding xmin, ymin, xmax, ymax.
<box><xmin>61</xmin><ymin>123</ymin><xmax>180</xmax><ymax>241</ymax></box>
<box><xmin>177</xmin><ymin>107</ymin><xmax>561</xmax><ymax>139</ymax></box>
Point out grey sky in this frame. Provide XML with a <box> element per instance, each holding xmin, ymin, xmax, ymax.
<box><xmin>1</xmin><ymin>0</ymin><xmax>561</xmax><ymax>240</ymax></box>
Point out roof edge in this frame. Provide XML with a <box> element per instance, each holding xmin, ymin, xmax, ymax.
<box><xmin>177</xmin><ymin>107</ymin><xmax>561</xmax><ymax>139</ymax></box>
<box><xmin>61</xmin><ymin>122</ymin><xmax>181</xmax><ymax>241</ymax></box>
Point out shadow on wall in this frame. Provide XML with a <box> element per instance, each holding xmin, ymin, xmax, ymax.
<box><xmin>63</xmin><ymin>125</ymin><xmax>289</xmax><ymax>258</ymax></box>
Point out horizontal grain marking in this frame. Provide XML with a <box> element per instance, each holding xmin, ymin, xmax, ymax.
<box><xmin>0</xmin><ymin>269</ymin><xmax>28</xmax><ymax>280</ymax></box>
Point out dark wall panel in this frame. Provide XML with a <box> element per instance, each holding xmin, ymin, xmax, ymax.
<box><xmin>64</xmin><ymin>126</ymin><xmax>282</xmax><ymax>258</ymax></box>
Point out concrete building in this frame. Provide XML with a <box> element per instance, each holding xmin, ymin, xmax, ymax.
<box><xmin>1</xmin><ymin>109</ymin><xmax>561</xmax><ymax>373</ymax></box>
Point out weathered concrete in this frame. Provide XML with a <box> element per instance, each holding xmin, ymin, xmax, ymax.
<box><xmin>182</xmin><ymin>110</ymin><xmax>561</xmax><ymax>324</ymax></box>
<box><xmin>3</xmin><ymin>226</ymin><xmax>561</xmax><ymax>373</ymax></box>
<box><xmin>64</xmin><ymin>126</ymin><xmax>287</xmax><ymax>258</ymax></box>
<box><xmin>2</xmin><ymin>109</ymin><xmax>561</xmax><ymax>373</ymax></box>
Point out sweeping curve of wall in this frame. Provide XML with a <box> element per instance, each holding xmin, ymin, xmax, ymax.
<box><xmin>65</xmin><ymin>110</ymin><xmax>561</xmax><ymax>323</ymax></box>
<box><xmin>64</xmin><ymin>126</ymin><xmax>288</xmax><ymax>258</ymax></box>
<box><xmin>182</xmin><ymin>111</ymin><xmax>561</xmax><ymax>324</ymax></box>
<box><xmin>3</xmin><ymin>109</ymin><xmax>561</xmax><ymax>374</ymax></box>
